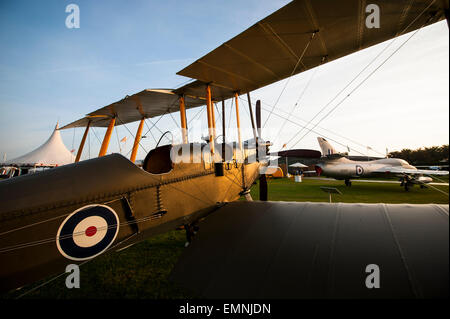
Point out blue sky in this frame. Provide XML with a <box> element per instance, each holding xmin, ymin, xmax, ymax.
<box><xmin>0</xmin><ymin>0</ymin><xmax>448</xmax><ymax>161</ymax></box>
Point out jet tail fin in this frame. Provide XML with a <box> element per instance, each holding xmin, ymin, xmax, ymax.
<box><xmin>317</xmin><ymin>137</ymin><xmax>337</xmax><ymax>157</ymax></box>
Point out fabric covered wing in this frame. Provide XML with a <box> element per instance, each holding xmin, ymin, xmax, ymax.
<box><xmin>177</xmin><ymin>0</ymin><xmax>448</xmax><ymax>94</ymax></box>
<box><xmin>170</xmin><ymin>201</ymin><xmax>449</xmax><ymax>298</ymax></box>
<box><xmin>61</xmin><ymin>89</ymin><xmax>206</xmax><ymax>129</ymax></box>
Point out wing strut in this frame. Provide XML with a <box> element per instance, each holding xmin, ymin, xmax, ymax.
<box><xmin>98</xmin><ymin>117</ymin><xmax>116</xmax><ymax>157</ymax></box>
<box><xmin>234</xmin><ymin>92</ymin><xmax>243</xmax><ymax>155</ymax></box>
<box><xmin>75</xmin><ymin>120</ymin><xmax>91</xmax><ymax>162</ymax></box>
<box><xmin>205</xmin><ymin>84</ymin><xmax>215</xmax><ymax>154</ymax></box>
<box><xmin>130</xmin><ymin>118</ymin><xmax>145</xmax><ymax>163</ymax></box>
<box><xmin>246</xmin><ymin>92</ymin><xmax>258</xmax><ymax>142</ymax></box>
<box><xmin>179</xmin><ymin>95</ymin><xmax>188</xmax><ymax>144</ymax></box>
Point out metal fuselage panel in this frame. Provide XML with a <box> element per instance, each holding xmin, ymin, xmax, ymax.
<box><xmin>318</xmin><ymin>157</ymin><xmax>416</xmax><ymax>180</ymax></box>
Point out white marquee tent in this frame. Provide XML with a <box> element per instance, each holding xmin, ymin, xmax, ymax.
<box><xmin>6</xmin><ymin>123</ymin><xmax>75</xmax><ymax>167</ymax></box>
<box><xmin>289</xmin><ymin>162</ymin><xmax>308</xmax><ymax>168</ymax></box>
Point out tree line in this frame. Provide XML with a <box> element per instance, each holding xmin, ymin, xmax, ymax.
<box><xmin>388</xmin><ymin>144</ymin><xmax>449</xmax><ymax>166</ymax></box>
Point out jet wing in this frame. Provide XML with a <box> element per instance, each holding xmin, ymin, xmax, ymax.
<box><xmin>373</xmin><ymin>167</ymin><xmax>450</xmax><ymax>175</ymax></box>
<box><xmin>171</xmin><ymin>201</ymin><xmax>449</xmax><ymax>298</ymax></box>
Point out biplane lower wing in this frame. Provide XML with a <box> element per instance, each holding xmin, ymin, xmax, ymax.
<box><xmin>171</xmin><ymin>201</ymin><xmax>449</xmax><ymax>298</ymax></box>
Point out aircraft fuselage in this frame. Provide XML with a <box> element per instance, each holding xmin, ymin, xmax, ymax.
<box><xmin>316</xmin><ymin>157</ymin><xmax>427</xmax><ymax>181</ymax></box>
<box><xmin>0</xmin><ymin>142</ymin><xmax>262</xmax><ymax>292</ymax></box>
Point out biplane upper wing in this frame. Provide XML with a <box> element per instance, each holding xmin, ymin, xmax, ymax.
<box><xmin>61</xmin><ymin>83</ymin><xmax>239</xmax><ymax>129</ymax></box>
<box><xmin>171</xmin><ymin>201</ymin><xmax>449</xmax><ymax>298</ymax></box>
<box><xmin>62</xmin><ymin>0</ymin><xmax>448</xmax><ymax>129</ymax></box>
<box><xmin>61</xmin><ymin>89</ymin><xmax>207</xmax><ymax>129</ymax></box>
<box><xmin>177</xmin><ymin>0</ymin><xmax>448</xmax><ymax>94</ymax></box>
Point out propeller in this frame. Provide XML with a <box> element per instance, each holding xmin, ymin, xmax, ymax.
<box><xmin>255</xmin><ymin>100</ymin><xmax>268</xmax><ymax>201</ymax></box>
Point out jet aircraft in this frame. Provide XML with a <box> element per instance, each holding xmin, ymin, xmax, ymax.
<box><xmin>315</xmin><ymin>137</ymin><xmax>449</xmax><ymax>189</ymax></box>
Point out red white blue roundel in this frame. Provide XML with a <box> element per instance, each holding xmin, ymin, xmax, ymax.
<box><xmin>56</xmin><ymin>204</ymin><xmax>120</xmax><ymax>261</ymax></box>
<box><xmin>356</xmin><ymin>165</ymin><xmax>364</xmax><ymax>176</ymax></box>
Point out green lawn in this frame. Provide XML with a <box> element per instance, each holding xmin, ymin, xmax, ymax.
<box><xmin>3</xmin><ymin>177</ymin><xmax>448</xmax><ymax>299</ymax></box>
<box><xmin>250</xmin><ymin>177</ymin><xmax>449</xmax><ymax>204</ymax></box>
<box><xmin>4</xmin><ymin>231</ymin><xmax>192</xmax><ymax>299</ymax></box>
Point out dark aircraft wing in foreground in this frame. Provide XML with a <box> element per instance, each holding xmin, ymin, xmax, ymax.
<box><xmin>171</xmin><ymin>201</ymin><xmax>449</xmax><ymax>298</ymax></box>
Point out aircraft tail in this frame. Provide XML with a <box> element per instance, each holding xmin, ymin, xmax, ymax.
<box><xmin>317</xmin><ymin>137</ymin><xmax>337</xmax><ymax>157</ymax></box>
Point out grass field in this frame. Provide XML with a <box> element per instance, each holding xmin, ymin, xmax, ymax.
<box><xmin>251</xmin><ymin>177</ymin><xmax>449</xmax><ymax>204</ymax></box>
<box><xmin>3</xmin><ymin>177</ymin><xmax>448</xmax><ymax>299</ymax></box>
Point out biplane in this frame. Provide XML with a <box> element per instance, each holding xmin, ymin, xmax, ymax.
<box><xmin>0</xmin><ymin>0</ymin><xmax>448</xmax><ymax>298</ymax></box>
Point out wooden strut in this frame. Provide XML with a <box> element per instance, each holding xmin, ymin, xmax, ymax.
<box><xmin>75</xmin><ymin>120</ymin><xmax>91</xmax><ymax>162</ymax></box>
<box><xmin>247</xmin><ymin>92</ymin><xmax>258</xmax><ymax>142</ymax></box>
<box><xmin>222</xmin><ymin>100</ymin><xmax>226</xmax><ymax>161</ymax></box>
<box><xmin>130</xmin><ymin>117</ymin><xmax>145</xmax><ymax>163</ymax></box>
<box><xmin>98</xmin><ymin>117</ymin><xmax>116</xmax><ymax>157</ymax></box>
<box><xmin>179</xmin><ymin>96</ymin><xmax>188</xmax><ymax>144</ymax></box>
<box><xmin>234</xmin><ymin>92</ymin><xmax>243</xmax><ymax>153</ymax></box>
<box><xmin>211</xmin><ymin>101</ymin><xmax>216</xmax><ymax>138</ymax></box>
<box><xmin>221</xmin><ymin>100</ymin><xmax>226</xmax><ymax>144</ymax></box>
<box><xmin>206</xmin><ymin>85</ymin><xmax>215</xmax><ymax>154</ymax></box>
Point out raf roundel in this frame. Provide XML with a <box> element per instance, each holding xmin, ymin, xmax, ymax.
<box><xmin>56</xmin><ymin>204</ymin><xmax>120</xmax><ymax>261</ymax></box>
<box><xmin>356</xmin><ymin>165</ymin><xmax>364</xmax><ymax>176</ymax></box>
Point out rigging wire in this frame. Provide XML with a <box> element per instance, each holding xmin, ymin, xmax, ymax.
<box><xmin>228</xmin><ymin>98</ymin><xmax>234</xmax><ymax>132</ymax></box>
<box><xmin>88</xmin><ymin>129</ymin><xmax>90</xmax><ymax>159</ymax></box>
<box><xmin>168</xmin><ymin>111</ymin><xmax>180</xmax><ymax>129</ymax></box>
<box><xmin>241</xmin><ymin>96</ymin><xmax>376</xmax><ymax>156</ymax></box>
<box><xmin>71</xmin><ymin>127</ymin><xmax>75</xmax><ymax>153</ymax></box>
<box><xmin>259</xmin><ymin>0</ymin><xmax>438</xmax><ymax>154</ymax></box>
<box><xmin>221</xmin><ymin>167</ymin><xmax>245</xmax><ymax>201</ymax></box>
<box><xmin>272</xmin><ymin>64</ymin><xmax>320</xmax><ymax>147</ymax></box>
<box><xmin>15</xmin><ymin>233</ymin><xmax>138</xmax><ymax>299</ymax></box>
<box><xmin>257</xmin><ymin>103</ymin><xmax>370</xmax><ymax>156</ymax></box>
<box><xmin>257</xmin><ymin>98</ymin><xmax>386</xmax><ymax>156</ymax></box>
<box><xmin>1</xmin><ymin>175</ymin><xmax>218</xmax><ymax>254</ymax></box>
<box><xmin>116</xmin><ymin>116</ymin><xmax>147</xmax><ymax>154</ymax></box>
<box><xmin>114</xmin><ymin>125</ymin><xmax>122</xmax><ymax>154</ymax></box>
<box><xmin>174</xmin><ymin>77</ymin><xmax>196</xmax><ymax>89</ymax></box>
<box><xmin>214</xmin><ymin>102</ymin><xmax>222</xmax><ymax>128</ymax></box>
<box><xmin>284</xmin><ymin>39</ymin><xmax>397</xmax><ymax>148</ymax></box>
<box><xmin>143</xmin><ymin>119</ymin><xmax>158</xmax><ymax>144</ymax></box>
<box><xmin>116</xmin><ymin>111</ymin><xmax>216</xmax><ymax>205</ymax></box>
<box><xmin>188</xmin><ymin>107</ymin><xmax>205</xmax><ymax>126</ymax></box>
<box><xmin>1</xmin><ymin>214</ymin><xmax>180</xmax><ymax>254</ymax></box>
<box><xmin>91</xmin><ymin>127</ymin><xmax>103</xmax><ymax>145</ymax></box>
<box><xmin>262</xmin><ymin>31</ymin><xmax>317</xmax><ymax>128</ymax></box>
<box><xmin>290</xmin><ymin>25</ymin><xmax>425</xmax><ymax>149</ymax></box>
<box><xmin>285</xmin><ymin>0</ymin><xmax>437</xmax><ymax>149</ymax></box>
<box><xmin>142</xmin><ymin>113</ymin><xmax>166</xmax><ymax>139</ymax></box>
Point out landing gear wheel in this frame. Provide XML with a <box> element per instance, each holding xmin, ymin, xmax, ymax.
<box><xmin>184</xmin><ymin>224</ymin><xmax>199</xmax><ymax>247</ymax></box>
<box><xmin>345</xmin><ymin>179</ymin><xmax>352</xmax><ymax>187</ymax></box>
